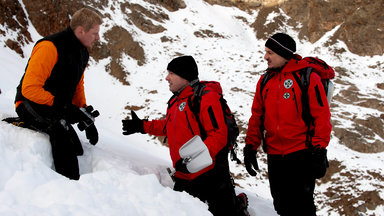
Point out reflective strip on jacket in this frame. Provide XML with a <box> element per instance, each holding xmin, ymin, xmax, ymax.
<box><xmin>245</xmin><ymin>56</ymin><xmax>332</xmax><ymax>155</ymax></box>
<box><xmin>143</xmin><ymin>85</ymin><xmax>228</xmax><ymax>180</ymax></box>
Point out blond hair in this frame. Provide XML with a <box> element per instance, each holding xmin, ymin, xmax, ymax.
<box><xmin>70</xmin><ymin>8</ymin><xmax>103</xmax><ymax>32</ymax></box>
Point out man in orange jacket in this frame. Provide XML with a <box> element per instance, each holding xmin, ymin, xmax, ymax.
<box><xmin>14</xmin><ymin>8</ymin><xmax>103</xmax><ymax>180</ymax></box>
<box><xmin>244</xmin><ymin>33</ymin><xmax>332</xmax><ymax>215</ymax></box>
<box><xmin>122</xmin><ymin>56</ymin><xmax>249</xmax><ymax>216</ymax></box>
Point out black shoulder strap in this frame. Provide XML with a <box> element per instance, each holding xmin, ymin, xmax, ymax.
<box><xmin>259</xmin><ymin>71</ymin><xmax>275</xmax><ymax>99</ymax></box>
<box><xmin>190</xmin><ymin>82</ymin><xmax>206</xmax><ymax>114</ymax></box>
<box><xmin>166</xmin><ymin>94</ymin><xmax>177</xmax><ymax>109</ymax></box>
<box><xmin>188</xmin><ymin>82</ymin><xmax>208</xmax><ymax>141</ymax></box>
<box><xmin>299</xmin><ymin>67</ymin><xmax>316</xmax><ymax>148</ymax></box>
<box><xmin>259</xmin><ymin>72</ymin><xmax>274</xmax><ymax>153</ymax></box>
<box><xmin>299</xmin><ymin>67</ymin><xmax>314</xmax><ymax>126</ymax></box>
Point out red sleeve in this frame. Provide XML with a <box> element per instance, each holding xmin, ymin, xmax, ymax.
<box><xmin>308</xmin><ymin>73</ymin><xmax>332</xmax><ymax>148</ymax></box>
<box><xmin>143</xmin><ymin>119</ymin><xmax>167</xmax><ymax>137</ymax></box>
<box><xmin>245</xmin><ymin>76</ymin><xmax>264</xmax><ymax>150</ymax></box>
<box><xmin>22</xmin><ymin>41</ymin><xmax>57</xmax><ymax>106</ymax></box>
<box><xmin>199</xmin><ymin>91</ymin><xmax>228</xmax><ymax>158</ymax></box>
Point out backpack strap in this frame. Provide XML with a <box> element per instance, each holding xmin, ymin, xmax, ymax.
<box><xmin>297</xmin><ymin>67</ymin><xmax>314</xmax><ymax>126</ymax></box>
<box><xmin>259</xmin><ymin>71</ymin><xmax>275</xmax><ymax>100</ymax></box>
<box><xmin>188</xmin><ymin>82</ymin><xmax>208</xmax><ymax>141</ymax></box>
<box><xmin>259</xmin><ymin>71</ymin><xmax>275</xmax><ymax>153</ymax></box>
<box><xmin>298</xmin><ymin>67</ymin><xmax>315</xmax><ymax>149</ymax></box>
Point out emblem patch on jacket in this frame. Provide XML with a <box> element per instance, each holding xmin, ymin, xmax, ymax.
<box><xmin>284</xmin><ymin>79</ymin><xmax>293</xmax><ymax>89</ymax></box>
<box><xmin>179</xmin><ymin>102</ymin><xmax>186</xmax><ymax>111</ymax></box>
<box><xmin>283</xmin><ymin>92</ymin><xmax>290</xmax><ymax>99</ymax></box>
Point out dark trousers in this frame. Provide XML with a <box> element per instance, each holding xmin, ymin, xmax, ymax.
<box><xmin>16</xmin><ymin>101</ymin><xmax>83</xmax><ymax>180</ymax></box>
<box><xmin>268</xmin><ymin>149</ymin><xmax>316</xmax><ymax>216</ymax></box>
<box><xmin>173</xmin><ymin>151</ymin><xmax>241</xmax><ymax>216</ymax></box>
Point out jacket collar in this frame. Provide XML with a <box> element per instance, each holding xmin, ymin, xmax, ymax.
<box><xmin>65</xmin><ymin>26</ymin><xmax>87</xmax><ymax>50</ymax></box>
<box><xmin>175</xmin><ymin>85</ymin><xmax>194</xmax><ymax>100</ymax></box>
<box><xmin>267</xmin><ymin>54</ymin><xmax>308</xmax><ymax>74</ymax></box>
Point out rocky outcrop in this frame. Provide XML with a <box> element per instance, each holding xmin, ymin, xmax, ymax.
<box><xmin>143</xmin><ymin>0</ymin><xmax>186</xmax><ymax>12</ymax></box>
<box><xmin>2</xmin><ymin>0</ymin><xmax>383</xmax><ymax>60</ymax></box>
<box><xmin>104</xmin><ymin>26</ymin><xmax>145</xmax><ymax>85</ymax></box>
<box><xmin>249</xmin><ymin>0</ymin><xmax>384</xmax><ymax>56</ymax></box>
<box><xmin>282</xmin><ymin>0</ymin><xmax>384</xmax><ymax>56</ymax></box>
<box><xmin>0</xmin><ymin>0</ymin><xmax>32</xmax><ymax>57</ymax></box>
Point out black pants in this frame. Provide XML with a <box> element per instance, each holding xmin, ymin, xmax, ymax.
<box><xmin>268</xmin><ymin>149</ymin><xmax>316</xmax><ymax>216</ymax></box>
<box><xmin>16</xmin><ymin>101</ymin><xmax>83</xmax><ymax>180</ymax></box>
<box><xmin>173</xmin><ymin>150</ymin><xmax>242</xmax><ymax>216</ymax></box>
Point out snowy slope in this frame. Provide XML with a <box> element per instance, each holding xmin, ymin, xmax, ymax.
<box><xmin>1</xmin><ymin>0</ymin><xmax>384</xmax><ymax>215</ymax></box>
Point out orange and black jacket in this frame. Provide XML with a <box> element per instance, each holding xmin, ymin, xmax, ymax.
<box><xmin>15</xmin><ymin>27</ymin><xmax>88</xmax><ymax>109</ymax></box>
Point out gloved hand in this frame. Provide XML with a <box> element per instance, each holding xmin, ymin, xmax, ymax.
<box><xmin>53</xmin><ymin>98</ymin><xmax>83</xmax><ymax>124</ymax></box>
<box><xmin>64</xmin><ymin>104</ymin><xmax>85</xmax><ymax>124</ymax></box>
<box><xmin>122</xmin><ymin>110</ymin><xmax>145</xmax><ymax>135</ymax></box>
<box><xmin>77</xmin><ymin>105</ymin><xmax>100</xmax><ymax>131</ymax></box>
<box><xmin>243</xmin><ymin>144</ymin><xmax>259</xmax><ymax>176</ymax></box>
<box><xmin>175</xmin><ymin>158</ymin><xmax>190</xmax><ymax>174</ymax></box>
<box><xmin>311</xmin><ymin>145</ymin><xmax>329</xmax><ymax>179</ymax></box>
<box><xmin>85</xmin><ymin>123</ymin><xmax>98</xmax><ymax>145</ymax></box>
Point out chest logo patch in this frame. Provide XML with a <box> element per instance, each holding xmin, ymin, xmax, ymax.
<box><xmin>284</xmin><ymin>79</ymin><xmax>293</xmax><ymax>89</ymax></box>
<box><xmin>179</xmin><ymin>102</ymin><xmax>186</xmax><ymax>111</ymax></box>
<box><xmin>283</xmin><ymin>92</ymin><xmax>290</xmax><ymax>99</ymax></box>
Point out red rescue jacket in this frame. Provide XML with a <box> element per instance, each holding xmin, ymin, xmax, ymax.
<box><xmin>143</xmin><ymin>84</ymin><xmax>228</xmax><ymax>180</ymax></box>
<box><xmin>245</xmin><ymin>55</ymin><xmax>332</xmax><ymax>155</ymax></box>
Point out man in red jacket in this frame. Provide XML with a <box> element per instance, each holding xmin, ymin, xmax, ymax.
<box><xmin>243</xmin><ymin>33</ymin><xmax>332</xmax><ymax>215</ymax></box>
<box><xmin>122</xmin><ymin>56</ymin><xmax>249</xmax><ymax>216</ymax></box>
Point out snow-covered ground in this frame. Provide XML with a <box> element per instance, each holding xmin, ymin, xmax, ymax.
<box><xmin>0</xmin><ymin>0</ymin><xmax>383</xmax><ymax>215</ymax></box>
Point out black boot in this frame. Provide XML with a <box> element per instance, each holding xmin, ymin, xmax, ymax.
<box><xmin>237</xmin><ymin>192</ymin><xmax>250</xmax><ymax>216</ymax></box>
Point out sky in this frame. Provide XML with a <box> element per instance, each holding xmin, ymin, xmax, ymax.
<box><xmin>0</xmin><ymin>0</ymin><xmax>384</xmax><ymax>215</ymax></box>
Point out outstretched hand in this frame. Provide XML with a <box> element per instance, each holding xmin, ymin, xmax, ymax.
<box><xmin>243</xmin><ymin>144</ymin><xmax>259</xmax><ymax>176</ymax></box>
<box><xmin>122</xmin><ymin>110</ymin><xmax>145</xmax><ymax>135</ymax></box>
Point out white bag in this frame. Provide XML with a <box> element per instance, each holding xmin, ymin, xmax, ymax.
<box><xmin>179</xmin><ymin>135</ymin><xmax>213</xmax><ymax>173</ymax></box>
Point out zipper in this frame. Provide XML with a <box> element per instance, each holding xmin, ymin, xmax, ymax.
<box><xmin>292</xmin><ymin>88</ymin><xmax>299</xmax><ymax>114</ymax></box>
<box><xmin>263</xmin><ymin>89</ymin><xmax>269</xmax><ymax>101</ymax></box>
<box><xmin>185</xmin><ymin>111</ymin><xmax>195</xmax><ymax>135</ymax></box>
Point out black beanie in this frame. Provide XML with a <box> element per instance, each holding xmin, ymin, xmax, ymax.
<box><xmin>265</xmin><ymin>33</ymin><xmax>296</xmax><ymax>60</ymax></box>
<box><xmin>167</xmin><ymin>56</ymin><xmax>198</xmax><ymax>82</ymax></box>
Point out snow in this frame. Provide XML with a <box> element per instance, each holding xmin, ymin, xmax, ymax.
<box><xmin>1</xmin><ymin>0</ymin><xmax>384</xmax><ymax>215</ymax></box>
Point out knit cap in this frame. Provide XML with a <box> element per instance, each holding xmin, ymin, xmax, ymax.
<box><xmin>265</xmin><ymin>33</ymin><xmax>296</xmax><ymax>60</ymax></box>
<box><xmin>167</xmin><ymin>56</ymin><xmax>198</xmax><ymax>81</ymax></box>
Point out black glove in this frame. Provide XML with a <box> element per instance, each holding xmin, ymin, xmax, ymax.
<box><xmin>77</xmin><ymin>106</ymin><xmax>100</xmax><ymax>131</ymax></box>
<box><xmin>53</xmin><ymin>98</ymin><xmax>83</xmax><ymax>124</ymax></box>
<box><xmin>122</xmin><ymin>110</ymin><xmax>145</xmax><ymax>135</ymax></box>
<box><xmin>85</xmin><ymin>123</ymin><xmax>98</xmax><ymax>145</ymax></box>
<box><xmin>175</xmin><ymin>158</ymin><xmax>190</xmax><ymax>174</ymax></box>
<box><xmin>244</xmin><ymin>144</ymin><xmax>259</xmax><ymax>176</ymax></box>
<box><xmin>311</xmin><ymin>145</ymin><xmax>329</xmax><ymax>179</ymax></box>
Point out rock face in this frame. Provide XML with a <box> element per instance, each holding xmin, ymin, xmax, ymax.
<box><xmin>0</xmin><ymin>0</ymin><xmax>32</xmax><ymax>57</ymax></box>
<box><xmin>1</xmin><ymin>0</ymin><xmax>382</xmax><ymax>59</ymax></box>
<box><xmin>250</xmin><ymin>0</ymin><xmax>384</xmax><ymax>56</ymax></box>
<box><xmin>281</xmin><ymin>0</ymin><xmax>384</xmax><ymax>56</ymax></box>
